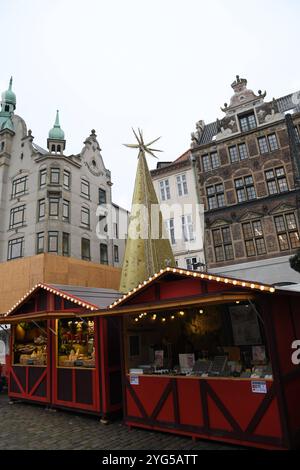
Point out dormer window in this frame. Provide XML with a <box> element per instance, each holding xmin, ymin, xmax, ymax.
<box><xmin>239</xmin><ymin>112</ymin><xmax>257</xmax><ymax>132</ymax></box>
<box><xmin>5</xmin><ymin>105</ymin><xmax>9</xmax><ymax>112</ymax></box>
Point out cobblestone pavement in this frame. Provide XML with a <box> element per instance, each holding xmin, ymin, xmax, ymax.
<box><xmin>0</xmin><ymin>394</ymin><xmax>239</xmax><ymax>450</ymax></box>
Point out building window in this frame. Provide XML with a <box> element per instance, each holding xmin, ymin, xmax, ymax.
<box><xmin>274</xmin><ymin>213</ymin><xmax>300</xmax><ymax>251</ymax></box>
<box><xmin>294</xmin><ymin>126</ymin><xmax>300</xmax><ymax>144</ymax></box>
<box><xmin>39</xmin><ymin>169</ymin><xmax>47</xmax><ymax>187</ymax></box>
<box><xmin>113</xmin><ymin>222</ymin><xmax>118</xmax><ymax>239</ymax></box>
<box><xmin>176</xmin><ymin>174</ymin><xmax>188</xmax><ymax>196</ymax></box>
<box><xmin>165</xmin><ymin>218</ymin><xmax>176</xmax><ymax>245</ymax></box>
<box><xmin>114</xmin><ymin>245</ymin><xmax>119</xmax><ymax>263</ymax></box>
<box><xmin>50</xmin><ymin>168</ymin><xmax>60</xmax><ymax>184</ymax></box>
<box><xmin>181</xmin><ymin>215</ymin><xmax>195</xmax><ymax>242</ymax></box>
<box><xmin>202</xmin><ymin>154</ymin><xmax>211</xmax><ymax>172</ymax></box>
<box><xmin>159</xmin><ymin>179</ymin><xmax>170</xmax><ymax>201</ymax></box>
<box><xmin>36</xmin><ymin>232</ymin><xmax>44</xmax><ymax>254</ymax></box>
<box><xmin>212</xmin><ymin>227</ymin><xmax>234</xmax><ymax>262</ymax></box>
<box><xmin>201</xmin><ymin>152</ymin><xmax>220</xmax><ymax>172</ymax></box>
<box><xmin>258</xmin><ymin>136</ymin><xmax>268</xmax><ymax>154</ymax></box>
<box><xmin>8</xmin><ymin>237</ymin><xmax>24</xmax><ymax>260</ymax></box>
<box><xmin>238</xmin><ymin>143</ymin><xmax>248</xmax><ymax>160</ymax></box>
<box><xmin>239</xmin><ymin>112</ymin><xmax>257</xmax><ymax>132</ymax></box>
<box><xmin>49</xmin><ymin>197</ymin><xmax>59</xmax><ymax>217</ymax></box>
<box><xmin>38</xmin><ymin>199</ymin><xmax>46</xmax><ymax>220</ymax></box>
<box><xmin>81</xmin><ymin>179</ymin><xmax>90</xmax><ymax>198</ymax></box>
<box><xmin>48</xmin><ymin>231</ymin><xmax>58</xmax><ymax>253</ymax></box>
<box><xmin>62</xmin><ymin>200</ymin><xmax>70</xmax><ymax>221</ymax></box>
<box><xmin>81</xmin><ymin>206</ymin><xmax>90</xmax><ymax>228</ymax></box>
<box><xmin>206</xmin><ymin>183</ymin><xmax>225</xmax><ymax>209</ymax></box>
<box><xmin>63</xmin><ymin>170</ymin><xmax>71</xmax><ymax>189</ymax></box>
<box><xmin>186</xmin><ymin>257</ymin><xmax>198</xmax><ymax>270</ymax></box>
<box><xmin>9</xmin><ymin>205</ymin><xmax>25</xmax><ymax>229</ymax></box>
<box><xmin>229</xmin><ymin>143</ymin><xmax>248</xmax><ymax>163</ymax></box>
<box><xmin>62</xmin><ymin>232</ymin><xmax>70</xmax><ymax>256</ymax></box>
<box><xmin>100</xmin><ymin>243</ymin><xmax>108</xmax><ymax>264</ymax></box>
<box><xmin>258</xmin><ymin>133</ymin><xmax>279</xmax><ymax>154</ymax></box>
<box><xmin>229</xmin><ymin>146</ymin><xmax>238</xmax><ymax>163</ymax></box>
<box><xmin>242</xmin><ymin>220</ymin><xmax>266</xmax><ymax>257</ymax></box>
<box><xmin>81</xmin><ymin>238</ymin><xmax>91</xmax><ymax>261</ymax></box>
<box><xmin>99</xmin><ymin>188</ymin><xmax>106</xmax><ymax>204</ymax></box>
<box><xmin>235</xmin><ymin>175</ymin><xmax>256</xmax><ymax>202</ymax></box>
<box><xmin>265</xmin><ymin>167</ymin><xmax>288</xmax><ymax>195</ymax></box>
<box><xmin>11</xmin><ymin>176</ymin><xmax>28</xmax><ymax>198</ymax></box>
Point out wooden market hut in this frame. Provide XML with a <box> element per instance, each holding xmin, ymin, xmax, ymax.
<box><xmin>92</xmin><ymin>266</ymin><xmax>300</xmax><ymax>450</ymax></box>
<box><xmin>0</xmin><ymin>283</ymin><xmax>122</xmax><ymax>418</ymax></box>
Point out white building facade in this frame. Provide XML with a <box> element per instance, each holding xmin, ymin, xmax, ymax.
<box><xmin>151</xmin><ymin>151</ymin><xmax>205</xmax><ymax>270</ymax></box>
<box><xmin>0</xmin><ymin>78</ymin><xmax>128</xmax><ymax>267</ymax></box>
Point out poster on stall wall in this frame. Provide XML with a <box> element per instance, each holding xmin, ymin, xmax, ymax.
<box><xmin>154</xmin><ymin>350</ymin><xmax>164</xmax><ymax>368</ymax></box>
<box><xmin>252</xmin><ymin>345</ymin><xmax>266</xmax><ymax>364</ymax></box>
<box><xmin>179</xmin><ymin>353</ymin><xmax>195</xmax><ymax>372</ymax></box>
<box><xmin>229</xmin><ymin>305</ymin><xmax>261</xmax><ymax>346</ymax></box>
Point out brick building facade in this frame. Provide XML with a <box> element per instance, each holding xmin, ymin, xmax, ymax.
<box><xmin>190</xmin><ymin>76</ymin><xmax>300</xmax><ymax>284</ymax></box>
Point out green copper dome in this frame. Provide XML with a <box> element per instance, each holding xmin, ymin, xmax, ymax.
<box><xmin>48</xmin><ymin>110</ymin><xmax>65</xmax><ymax>140</ymax></box>
<box><xmin>1</xmin><ymin>77</ymin><xmax>16</xmax><ymax>107</ymax></box>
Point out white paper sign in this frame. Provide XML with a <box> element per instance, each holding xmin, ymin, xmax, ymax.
<box><xmin>251</xmin><ymin>380</ymin><xmax>267</xmax><ymax>394</ymax></box>
<box><xmin>130</xmin><ymin>375</ymin><xmax>139</xmax><ymax>385</ymax></box>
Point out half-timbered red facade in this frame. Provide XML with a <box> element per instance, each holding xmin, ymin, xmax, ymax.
<box><xmin>1</xmin><ymin>283</ymin><xmax>122</xmax><ymax>418</ymax></box>
<box><xmin>102</xmin><ymin>267</ymin><xmax>300</xmax><ymax>450</ymax></box>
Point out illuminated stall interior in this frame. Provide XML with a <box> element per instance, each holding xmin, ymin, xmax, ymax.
<box><xmin>13</xmin><ymin>321</ymin><xmax>48</xmax><ymax>366</ymax></box>
<box><xmin>57</xmin><ymin>318</ymin><xmax>95</xmax><ymax>368</ymax></box>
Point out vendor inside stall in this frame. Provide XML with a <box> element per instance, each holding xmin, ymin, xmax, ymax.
<box><xmin>125</xmin><ymin>301</ymin><xmax>273</xmax><ymax>380</ymax></box>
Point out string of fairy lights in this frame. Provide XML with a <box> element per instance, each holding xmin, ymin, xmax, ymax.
<box><xmin>4</xmin><ymin>283</ymin><xmax>98</xmax><ymax>317</ymax></box>
<box><xmin>132</xmin><ymin>309</ymin><xmax>207</xmax><ymax>324</ymax></box>
<box><xmin>109</xmin><ymin>266</ymin><xmax>276</xmax><ymax>310</ymax></box>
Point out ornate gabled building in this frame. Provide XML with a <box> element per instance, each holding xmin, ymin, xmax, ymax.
<box><xmin>0</xmin><ymin>77</ymin><xmax>128</xmax><ymax>268</ymax></box>
<box><xmin>190</xmin><ymin>76</ymin><xmax>300</xmax><ymax>284</ymax></box>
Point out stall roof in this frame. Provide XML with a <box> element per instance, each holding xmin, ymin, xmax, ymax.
<box><xmin>107</xmin><ymin>266</ymin><xmax>300</xmax><ymax>312</ymax></box>
<box><xmin>1</xmin><ymin>283</ymin><xmax>121</xmax><ymax>320</ymax></box>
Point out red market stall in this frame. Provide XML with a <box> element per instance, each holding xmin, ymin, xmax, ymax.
<box><xmin>0</xmin><ymin>283</ymin><xmax>122</xmax><ymax>418</ymax></box>
<box><xmin>99</xmin><ymin>267</ymin><xmax>300</xmax><ymax>450</ymax></box>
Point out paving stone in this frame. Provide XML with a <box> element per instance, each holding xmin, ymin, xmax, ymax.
<box><xmin>0</xmin><ymin>394</ymin><xmax>239</xmax><ymax>450</ymax></box>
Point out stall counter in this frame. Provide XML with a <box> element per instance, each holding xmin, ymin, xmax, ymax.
<box><xmin>124</xmin><ymin>373</ymin><xmax>283</xmax><ymax>450</ymax></box>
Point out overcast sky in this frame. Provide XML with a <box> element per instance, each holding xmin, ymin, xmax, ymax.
<box><xmin>1</xmin><ymin>0</ymin><xmax>299</xmax><ymax>209</ymax></box>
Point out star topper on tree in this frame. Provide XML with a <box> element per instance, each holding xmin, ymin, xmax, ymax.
<box><xmin>124</xmin><ymin>128</ymin><xmax>163</xmax><ymax>159</ymax></box>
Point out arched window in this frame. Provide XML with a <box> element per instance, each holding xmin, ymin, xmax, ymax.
<box><xmin>51</xmin><ymin>144</ymin><xmax>55</xmax><ymax>152</ymax></box>
<box><xmin>57</xmin><ymin>145</ymin><xmax>61</xmax><ymax>153</ymax></box>
<box><xmin>5</xmin><ymin>105</ymin><xmax>9</xmax><ymax>112</ymax></box>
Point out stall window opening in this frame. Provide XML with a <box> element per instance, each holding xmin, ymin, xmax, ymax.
<box><xmin>13</xmin><ymin>321</ymin><xmax>47</xmax><ymax>366</ymax></box>
<box><xmin>124</xmin><ymin>302</ymin><xmax>272</xmax><ymax>380</ymax></box>
<box><xmin>57</xmin><ymin>319</ymin><xmax>95</xmax><ymax>369</ymax></box>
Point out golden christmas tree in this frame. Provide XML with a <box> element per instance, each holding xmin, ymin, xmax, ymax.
<box><xmin>119</xmin><ymin>129</ymin><xmax>175</xmax><ymax>293</ymax></box>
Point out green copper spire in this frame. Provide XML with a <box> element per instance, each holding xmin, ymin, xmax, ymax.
<box><xmin>119</xmin><ymin>129</ymin><xmax>175</xmax><ymax>293</ymax></box>
<box><xmin>48</xmin><ymin>110</ymin><xmax>65</xmax><ymax>140</ymax></box>
<box><xmin>1</xmin><ymin>76</ymin><xmax>16</xmax><ymax>110</ymax></box>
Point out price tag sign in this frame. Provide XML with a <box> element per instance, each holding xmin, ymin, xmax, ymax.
<box><xmin>130</xmin><ymin>375</ymin><xmax>139</xmax><ymax>385</ymax></box>
<box><xmin>251</xmin><ymin>380</ymin><xmax>267</xmax><ymax>394</ymax></box>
